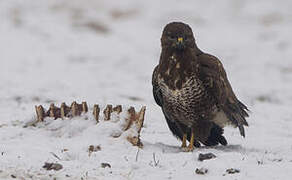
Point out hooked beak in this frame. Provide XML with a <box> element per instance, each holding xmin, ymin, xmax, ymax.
<box><xmin>175</xmin><ymin>37</ymin><xmax>185</xmax><ymax>50</ymax></box>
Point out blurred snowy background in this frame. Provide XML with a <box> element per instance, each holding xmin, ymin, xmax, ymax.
<box><xmin>0</xmin><ymin>0</ymin><xmax>292</xmax><ymax>179</ymax></box>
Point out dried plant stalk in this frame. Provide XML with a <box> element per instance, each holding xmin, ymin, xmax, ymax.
<box><xmin>127</xmin><ymin>136</ymin><xmax>142</xmax><ymax>147</ymax></box>
<box><xmin>136</xmin><ymin>106</ymin><xmax>146</xmax><ymax>133</ymax></box>
<box><xmin>48</xmin><ymin>103</ymin><xmax>62</xmax><ymax>119</ymax></box>
<box><xmin>93</xmin><ymin>104</ymin><xmax>100</xmax><ymax>123</ymax></box>
<box><xmin>60</xmin><ymin>102</ymin><xmax>70</xmax><ymax>119</ymax></box>
<box><xmin>35</xmin><ymin>105</ymin><xmax>45</xmax><ymax>122</ymax></box>
<box><xmin>125</xmin><ymin>106</ymin><xmax>146</xmax><ymax>147</ymax></box>
<box><xmin>103</xmin><ymin>104</ymin><xmax>113</xmax><ymax>121</ymax></box>
<box><xmin>33</xmin><ymin>102</ymin><xmax>146</xmax><ymax>147</ymax></box>
<box><xmin>113</xmin><ymin>105</ymin><xmax>122</xmax><ymax>114</ymax></box>
<box><xmin>49</xmin><ymin>103</ymin><xmax>55</xmax><ymax>118</ymax></box>
<box><xmin>71</xmin><ymin>101</ymin><xmax>79</xmax><ymax>117</ymax></box>
<box><xmin>60</xmin><ymin>103</ymin><xmax>66</xmax><ymax>119</ymax></box>
<box><xmin>82</xmin><ymin>102</ymin><xmax>88</xmax><ymax>113</ymax></box>
<box><xmin>123</xmin><ymin>107</ymin><xmax>136</xmax><ymax>131</ymax></box>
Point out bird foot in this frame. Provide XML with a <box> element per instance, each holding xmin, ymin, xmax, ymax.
<box><xmin>181</xmin><ymin>146</ymin><xmax>194</xmax><ymax>152</ymax></box>
<box><xmin>181</xmin><ymin>142</ymin><xmax>187</xmax><ymax>148</ymax></box>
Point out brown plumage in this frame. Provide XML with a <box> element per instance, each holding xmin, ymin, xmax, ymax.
<box><xmin>152</xmin><ymin>22</ymin><xmax>249</xmax><ymax>151</ymax></box>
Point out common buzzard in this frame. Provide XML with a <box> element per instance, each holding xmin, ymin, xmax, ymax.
<box><xmin>152</xmin><ymin>22</ymin><xmax>249</xmax><ymax>151</ymax></box>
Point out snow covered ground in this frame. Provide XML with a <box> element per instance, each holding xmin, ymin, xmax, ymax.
<box><xmin>1</xmin><ymin>0</ymin><xmax>292</xmax><ymax>179</ymax></box>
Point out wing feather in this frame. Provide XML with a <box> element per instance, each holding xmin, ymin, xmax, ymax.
<box><xmin>198</xmin><ymin>53</ymin><xmax>249</xmax><ymax>137</ymax></box>
<box><xmin>152</xmin><ymin>66</ymin><xmax>163</xmax><ymax>107</ymax></box>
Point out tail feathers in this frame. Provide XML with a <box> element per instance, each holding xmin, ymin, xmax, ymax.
<box><xmin>239</xmin><ymin>125</ymin><xmax>245</xmax><ymax>137</ymax></box>
<box><xmin>238</xmin><ymin>100</ymin><xmax>249</xmax><ymax>117</ymax></box>
<box><xmin>224</xmin><ymin>99</ymin><xmax>249</xmax><ymax>137</ymax></box>
<box><xmin>224</xmin><ymin>109</ymin><xmax>246</xmax><ymax>137</ymax></box>
<box><xmin>203</xmin><ymin>124</ymin><xmax>227</xmax><ymax>146</ymax></box>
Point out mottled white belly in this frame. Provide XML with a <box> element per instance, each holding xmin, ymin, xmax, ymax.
<box><xmin>158</xmin><ymin>76</ymin><xmax>230</xmax><ymax>128</ymax></box>
<box><xmin>158</xmin><ymin>77</ymin><xmax>207</xmax><ymax>126</ymax></box>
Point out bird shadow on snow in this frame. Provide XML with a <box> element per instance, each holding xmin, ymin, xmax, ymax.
<box><xmin>200</xmin><ymin>144</ymin><xmax>247</xmax><ymax>153</ymax></box>
<box><xmin>143</xmin><ymin>141</ymin><xmax>258</xmax><ymax>154</ymax></box>
<box><xmin>142</xmin><ymin>141</ymin><xmax>182</xmax><ymax>153</ymax></box>
<box><xmin>207</xmin><ymin>144</ymin><xmax>262</xmax><ymax>154</ymax></box>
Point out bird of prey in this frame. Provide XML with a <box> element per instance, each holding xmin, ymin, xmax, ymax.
<box><xmin>152</xmin><ymin>22</ymin><xmax>249</xmax><ymax>151</ymax></box>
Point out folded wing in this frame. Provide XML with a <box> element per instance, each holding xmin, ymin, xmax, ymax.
<box><xmin>198</xmin><ymin>54</ymin><xmax>249</xmax><ymax>137</ymax></box>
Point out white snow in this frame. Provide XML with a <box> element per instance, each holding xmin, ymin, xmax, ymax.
<box><xmin>1</xmin><ymin>0</ymin><xmax>292</xmax><ymax>179</ymax></box>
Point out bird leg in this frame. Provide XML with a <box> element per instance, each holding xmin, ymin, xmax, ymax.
<box><xmin>181</xmin><ymin>134</ymin><xmax>187</xmax><ymax>148</ymax></box>
<box><xmin>182</xmin><ymin>131</ymin><xmax>195</xmax><ymax>152</ymax></box>
<box><xmin>187</xmin><ymin>131</ymin><xmax>195</xmax><ymax>151</ymax></box>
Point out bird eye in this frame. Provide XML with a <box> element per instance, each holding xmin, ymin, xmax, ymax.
<box><xmin>169</xmin><ymin>35</ymin><xmax>176</xmax><ymax>40</ymax></box>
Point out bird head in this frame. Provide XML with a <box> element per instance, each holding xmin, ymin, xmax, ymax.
<box><xmin>161</xmin><ymin>22</ymin><xmax>196</xmax><ymax>52</ymax></box>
